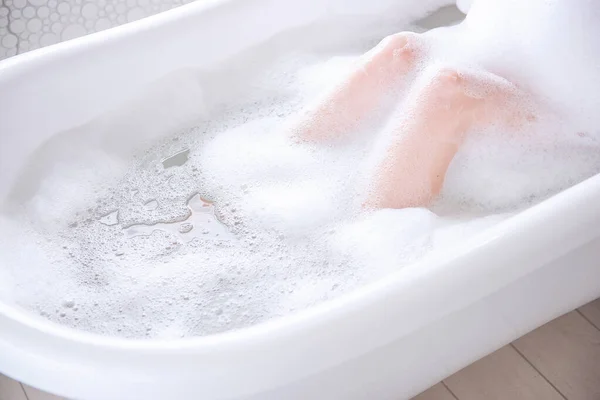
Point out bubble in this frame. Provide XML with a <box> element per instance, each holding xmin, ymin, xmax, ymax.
<box><xmin>63</xmin><ymin>299</ymin><xmax>75</xmax><ymax>308</ymax></box>
<box><xmin>3</xmin><ymin>7</ymin><xmax>600</xmax><ymax>342</ymax></box>
<box><xmin>98</xmin><ymin>210</ymin><xmax>119</xmax><ymax>226</ymax></box>
<box><xmin>178</xmin><ymin>222</ymin><xmax>193</xmax><ymax>234</ymax></box>
<box><xmin>143</xmin><ymin>200</ymin><xmax>158</xmax><ymax>210</ymax></box>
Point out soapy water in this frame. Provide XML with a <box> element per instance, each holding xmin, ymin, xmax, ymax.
<box><xmin>2</xmin><ymin>6</ymin><xmax>600</xmax><ymax>339</ymax></box>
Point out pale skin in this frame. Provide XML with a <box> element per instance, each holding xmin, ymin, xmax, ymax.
<box><xmin>287</xmin><ymin>31</ymin><xmax>534</xmax><ymax>209</ymax></box>
<box><xmin>287</xmin><ymin>32</ymin><xmax>419</xmax><ymax>142</ymax></box>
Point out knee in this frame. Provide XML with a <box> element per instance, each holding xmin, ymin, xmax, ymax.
<box><xmin>427</xmin><ymin>66</ymin><xmax>463</xmax><ymax>91</ymax></box>
<box><xmin>372</xmin><ymin>31</ymin><xmax>420</xmax><ymax>62</ymax></box>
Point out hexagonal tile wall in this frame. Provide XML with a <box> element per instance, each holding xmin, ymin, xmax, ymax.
<box><xmin>0</xmin><ymin>0</ymin><xmax>196</xmax><ymax>59</ymax></box>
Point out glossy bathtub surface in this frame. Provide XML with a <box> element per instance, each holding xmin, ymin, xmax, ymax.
<box><xmin>1</xmin><ymin>1</ymin><xmax>600</xmax><ymax>399</ymax></box>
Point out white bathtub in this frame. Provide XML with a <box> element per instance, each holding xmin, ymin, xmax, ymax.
<box><xmin>1</xmin><ymin>0</ymin><xmax>600</xmax><ymax>399</ymax></box>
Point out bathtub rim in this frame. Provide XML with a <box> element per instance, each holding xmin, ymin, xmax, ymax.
<box><xmin>2</xmin><ymin>0</ymin><xmax>600</xmax><ymax>396</ymax></box>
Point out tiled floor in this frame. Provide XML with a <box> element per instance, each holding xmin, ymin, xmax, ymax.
<box><xmin>0</xmin><ymin>379</ymin><xmax>62</xmax><ymax>400</ymax></box>
<box><xmin>2</xmin><ymin>298</ymin><xmax>599</xmax><ymax>400</ymax></box>
<box><xmin>416</xmin><ymin>298</ymin><xmax>600</xmax><ymax>400</ymax></box>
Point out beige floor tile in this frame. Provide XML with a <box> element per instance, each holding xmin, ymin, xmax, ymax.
<box><xmin>412</xmin><ymin>383</ymin><xmax>457</xmax><ymax>400</ymax></box>
<box><xmin>579</xmin><ymin>298</ymin><xmax>600</xmax><ymax>330</ymax></box>
<box><xmin>444</xmin><ymin>345</ymin><xmax>564</xmax><ymax>400</ymax></box>
<box><xmin>0</xmin><ymin>374</ymin><xmax>27</xmax><ymax>400</ymax></box>
<box><xmin>22</xmin><ymin>384</ymin><xmax>66</xmax><ymax>400</ymax></box>
<box><xmin>513</xmin><ymin>311</ymin><xmax>600</xmax><ymax>400</ymax></box>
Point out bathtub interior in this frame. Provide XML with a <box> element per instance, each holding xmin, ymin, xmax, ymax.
<box><xmin>1</xmin><ymin>0</ymin><xmax>600</xmax><ymax>340</ymax></box>
<box><xmin>0</xmin><ymin>3</ymin><xmax>465</xmax><ymax>214</ymax></box>
<box><xmin>1</xmin><ymin>2</ymin><xmax>600</xmax><ymax>399</ymax></box>
<box><xmin>0</xmin><ymin>0</ymin><xmax>477</xmax><ymax>324</ymax></box>
<box><xmin>0</xmin><ymin>1</ymin><xmax>480</xmax><ymax>334</ymax></box>
<box><xmin>0</xmin><ymin>0</ymin><xmax>458</xmax><ymax>196</ymax></box>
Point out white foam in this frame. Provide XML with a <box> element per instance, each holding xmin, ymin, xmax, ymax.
<box><xmin>2</xmin><ymin>3</ymin><xmax>600</xmax><ymax>339</ymax></box>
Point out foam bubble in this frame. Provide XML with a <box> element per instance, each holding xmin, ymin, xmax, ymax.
<box><xmin>2</xmin><ymin>4</ymin><xmax>600</xmax><ymax>339</ymax></box>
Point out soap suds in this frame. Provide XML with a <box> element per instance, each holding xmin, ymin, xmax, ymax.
<box><xmin>2</xmin><ymin>3</ymin><xmax>600</xmax><ymax>339</ymax></box>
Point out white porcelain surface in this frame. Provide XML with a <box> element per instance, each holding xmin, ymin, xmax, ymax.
<box><xmin>1</xmin><ymin>0</ymin><xmax>600</xmax><ymax>399</ymax></box>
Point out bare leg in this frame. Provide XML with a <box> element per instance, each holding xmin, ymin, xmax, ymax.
<box><xmin>289</xmin><ymin>32</ymin><xmax>421</xmax><ymax>143</ymax></box>
<box><xmin>364</xmin><ymin>68</ymin><xmax>531</xmax><ymax>209</ymax></box>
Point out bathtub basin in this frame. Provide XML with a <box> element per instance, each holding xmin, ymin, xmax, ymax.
<box><xmin>1</xmin><ymin>0</ymin><xmax>600</xmax><ymax>399</ymax></box>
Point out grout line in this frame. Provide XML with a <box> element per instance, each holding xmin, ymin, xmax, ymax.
<box><xmin>19</xmin><ymin>382</ymin><xmax>30</xmax><ymax>400</ymax></box>
<box><xmin>510</xmin><ymin>343</ymin><xmax>568</xmax><ymax>400</ymax></box>
<box><xmin>576</xmin><ymin>309</ymin><xmax>600</xmax><ymax>332</ymax></box>
<box><xmin>441</xmin><ymin>380</ymin><xmax>460</xmax><ymax>400</ymax></box>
